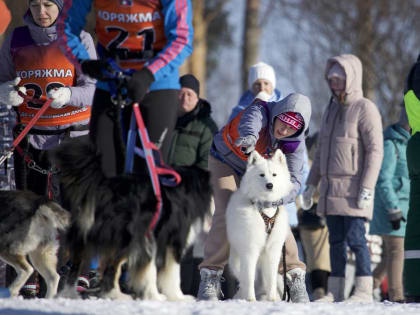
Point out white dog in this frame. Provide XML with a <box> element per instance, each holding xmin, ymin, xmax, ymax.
<box><xmin>226</xmin><ymin>149</ymin><xmax>293</xmax><ymax>301</ymax></box>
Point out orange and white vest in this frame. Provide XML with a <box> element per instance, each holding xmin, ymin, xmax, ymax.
<box><xmin>95</xmin><ymin>0</ymin><xmax>167</xmax><ymax>70</ymax></box>
<box><xmin>222</xmin><ymin>111</ymin><xmax>273</xmax><ymax>161</ymax></box>
<box><xmin>11</xmin><ymin>26</ymin><xmax>91</xmax><ymax>127</ymax></box>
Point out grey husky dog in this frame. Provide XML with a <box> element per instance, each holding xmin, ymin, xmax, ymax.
<box><xmin>0</xmin><ymin>190</ymin><xmax>70</xmax><ymax>298</ymax></box>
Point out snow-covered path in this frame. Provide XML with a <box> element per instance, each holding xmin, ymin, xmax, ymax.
<box><xmin>1</xmin><ymin>298</ymin><xmax>419</xmax><ymax>315</ymax></box>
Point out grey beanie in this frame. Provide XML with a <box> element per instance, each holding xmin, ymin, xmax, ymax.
<box><xmin>29</xmin><ymin>0</ymin><xmax>64</xmax><ymax>11</ymax></box>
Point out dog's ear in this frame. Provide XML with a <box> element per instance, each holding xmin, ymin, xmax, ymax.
<box><xmin>273</xmin><ymin>149</ymin><xmax>286</xmax><ymax>164</ymax></box>
<box><xmin>248</xmin><ymin>150</ymin><xmax>261</xmax><ymax>166</ymax></box>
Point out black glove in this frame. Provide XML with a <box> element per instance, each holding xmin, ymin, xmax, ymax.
<box><xmin>388</xmin><ymin>209</ymin><xmax>406</xmax><ymax>231</ymax></box>
<box><xmin>81</xmin><ymin>60</ymin><xmax>114</xmax><ymax>81</ymax></box>
<box><xmin>127</xmin><ymin>67</ymin><xmax>155</xmax><ymax>103</ymax></box>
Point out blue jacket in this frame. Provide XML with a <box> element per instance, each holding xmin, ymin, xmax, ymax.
<box><xmin>58</xmin><ymin>0</ymin><xmax>193</xmax><ymax>91</ymax></box>
<box><xmin>228</xmin><ymin>89</ymin><xmax>282</xmax><ymax>122</ymax></box>
<box><xmin>370</xmin><ymin>124</ymin><xmax>410</xmax><ymax>237</ymax></box>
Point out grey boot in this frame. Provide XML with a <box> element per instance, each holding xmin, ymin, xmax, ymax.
<box><xmin>346</xmin><ymin>276</ymin><xmax>373</xmax><ymax>302</ymax></box>
<box><xmin>197</xmin><ymin>268</ymin><xmax>223</xmax><ymax>301</ymax></box>
<box><xmin>286</xmin><ymin>268</ymin><xmax>310</xmax><ymax>303</ymax></box>
<box><xmin>316</xmin><ymin>277</ymin><xmax>345</xmax><ymax>302</ymax></box>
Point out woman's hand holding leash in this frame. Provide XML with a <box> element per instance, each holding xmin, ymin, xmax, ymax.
<box><xmin>0</xmin><ymin>77</ymin><xmax>26</xmax><ymax>109</ymax></box>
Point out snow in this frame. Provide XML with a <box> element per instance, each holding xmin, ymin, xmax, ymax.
<box><xmin>1</xmin><ymin>298</ymin><xmax>419</xmax><ymax>315</ymax></box>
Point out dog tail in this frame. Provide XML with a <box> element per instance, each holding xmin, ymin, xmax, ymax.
<box><xmin>36</xmin><ymin>201</ymin><xmax>71</xmax><ymax>232</ymax></box>
<box><xmin>52</xmin><ymin>138</ymin><xmax>103</xmax><ymax>241</ymax></box>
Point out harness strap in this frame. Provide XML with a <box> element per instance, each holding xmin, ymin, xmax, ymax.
<box><xmin>258</xmin><ymin>207</ymin><xmax>280</xmax><ymax>234</ymax></box>
<box><xmin>99</xmin><ymin>44</ymin><xmax>158</xmax><ymax>61</ymax></box>
<box><xmin>125</xmin><ymin>103</ymin><xmax>181</xmax><ymax>235</ymax></box>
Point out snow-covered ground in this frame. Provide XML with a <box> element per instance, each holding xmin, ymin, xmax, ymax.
<box><xmin>0</xmin><ymin>298</ymin><xmax>419</xmax><ymax>315</ymax></box>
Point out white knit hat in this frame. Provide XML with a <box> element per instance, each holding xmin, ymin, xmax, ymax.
<box><xmin>248</xmin><ymin>62</ymin><xmax>276</xmax><ymax>90</ymax></box>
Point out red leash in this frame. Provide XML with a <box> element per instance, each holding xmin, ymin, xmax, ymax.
<box><xmin>0</xmin><ymin>94</ymin><xmax>53</xmax><ymax>166</ymax></box>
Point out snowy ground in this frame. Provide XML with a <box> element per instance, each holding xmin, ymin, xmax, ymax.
<box><xmin>1</xmin><ymin>298</ymin><xmax>420</xmax><ymax>315</ymax></box>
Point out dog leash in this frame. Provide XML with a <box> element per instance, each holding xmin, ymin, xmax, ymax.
<box><xmin>0</xmin><ymin>93</ymin><xmax>53</xmax><ymax>166</ymax></box>
<box><xmin>282</xmin><ymin>244</ymin><xmax>291</xmax><ymax>302</ymax></box>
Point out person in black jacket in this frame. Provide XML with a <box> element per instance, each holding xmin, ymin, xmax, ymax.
<box><xmin>167</xmin><ymin>74</ymin><xmax>218</xmax><ymax>169</ymax></box>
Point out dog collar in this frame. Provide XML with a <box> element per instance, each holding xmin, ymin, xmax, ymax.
<box><xmin>251</xmin><ymin>200</ymin><xmax>283</xmax><ymax>209</ymax></box>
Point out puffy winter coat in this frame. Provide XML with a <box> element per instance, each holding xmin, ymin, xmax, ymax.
<box><xmin>168</xmin><ymin>99</ymin><xmax>218</xmax><ymax>170</ymax></box>
<box><xmin>370</xmin><ymin>124</ymin><xmax>410</xmax><ymax>237</ymax></box>
<box><xmin>212</xmin><ymin>92</ymin><xmax>312</xmax><ymax>205</ymax></box>
<box><xmin>306</xmin><ymin>54</ymin><xmax>383</xmax><ymax>220</ymax></box>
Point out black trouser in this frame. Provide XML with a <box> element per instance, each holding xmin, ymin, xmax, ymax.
<box><xmin>89</xmin><ymin>88</ymin><xmax>179</xmax><ymax>177</ymax></box>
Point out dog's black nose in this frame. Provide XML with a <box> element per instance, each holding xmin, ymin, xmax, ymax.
<box><xmin>266</xmin><ymin>183</ymin><xmax>273</xmax><ymax>190</ymax></box>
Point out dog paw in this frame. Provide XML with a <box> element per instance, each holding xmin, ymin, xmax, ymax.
<box><xmin>101</xmin><ymin>288</ymin><xmax>133</xmax><ymax>300</ymax></box>
<box><xmin>57</xmin><ymin>286</ymin><xmax>81</xmax><ymax>299</ymax></box>
<box><xmin>167</xmin><ymin>293</ymin><xmax>195</xmax><ymax>302</ymax></box>
<box><xmin>143</xmin><ymin>291</ymin><xmax>167</xmax><ymax>301</ymax></box>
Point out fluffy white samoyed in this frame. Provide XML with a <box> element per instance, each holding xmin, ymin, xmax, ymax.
<box><xmin>226</xmin><ymin>149</ymin><xmax>293</xmax><ymax>301</ymax></box>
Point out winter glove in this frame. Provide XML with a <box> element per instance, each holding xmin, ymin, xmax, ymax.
<box><xmin>387</xmin><ymin>209</ymin><xmax>406</xmax><ymax>230</ymax></box>
<box><xmin>81</xmin><ymin>59</ymin><xmax>114</xmax><ymax>81</ymax></box>
<box><xmin>234</xmin><ymin>135</ymin><xmax>257</xmax><ymax>155</ymax></box>
<box><xmin>0</xmin><ymin>77</ymin><xmax>26</xmax><ymax>108</ymax></box>
<box><xmin>301</xmin><ymin>185</ymin><xmax>316</xmax><ymax>210</ymax></box>
<box><xmin>357</xmin><ymin>187</ymin><xmax>373</xmax><ymax>209</ymax></box>
<box><xmin>47</xmin><ymin>87</ymin><xmax>71</xmax><ymax>109</ymax></box>
<box><xmin>127</xmin><ymin>67</ymin><xmax>155</xmax><ymax>103</ymax></box>
<box><xmin>254</xmin><ymin>91</ymin><xmax>271</xmax><ymax>102</ymax></box>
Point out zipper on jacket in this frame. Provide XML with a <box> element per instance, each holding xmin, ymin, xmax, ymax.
<box><xmin>324</xmin><ymin>102</ymin><xmax>341</xmax><ymax>212</ymax></box>
<box><xmin>351</xmin><ymin>145</ymin><xmax>355</xmax><ymax>171</ymax></box>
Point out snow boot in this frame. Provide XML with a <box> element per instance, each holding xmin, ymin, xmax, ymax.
<box><xmin>316</xmin><ymin>276</ymin><xmax>345</xmax><ymax>302</ymax></box>
<box><xmin>286</xmin><ymin>268</ymin><xmax>310</xmax><ymax>303</ymax></box>
<box><xmin>20</xmin><ymin>282</ymin><xmax>39</xmax><ymax>299</ymax></box>
<box><xmin>312</xmin><ymin>287</ymin><xmax>326</xmax><ymax>301</ymax></box>
<box><xmin>346</xmin><ymin>276</ymin><xmax>373</xmax><ymax>302</ymax></box>
<box><xmin>197</xmin><ymin>268</ymin><xmax>223</xmax><ymax>301</ymax></box>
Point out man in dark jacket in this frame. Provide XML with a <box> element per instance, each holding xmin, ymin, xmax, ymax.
<box><xmin>171</xmin><ymin>74</ymin><xmax>219</xmax><ymax>297</ymax></box>
<box><xmin>168</xmin><ymin>74</ymin><xmax>218</xmax><ymax>170</ymax></box>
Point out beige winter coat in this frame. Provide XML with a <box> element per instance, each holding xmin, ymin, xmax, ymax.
<box><xmin>307</xmin><ymin>54</ymin><xmax>383</xmax><ymax>220</ymax></box>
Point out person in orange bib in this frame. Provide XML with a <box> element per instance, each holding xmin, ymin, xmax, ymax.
<box><xmin>58</xmin><ymin>0</ymin><xmax>194</xmax><ymax>177</ymax></box>
<box><xmin>0</xmin><ymin>0</ymin><xmax>97</xmax><ymax>298</ymax></box>
<box><xmin>197</xmin><ymin>92</ymin><xmax>312</xmax><ymax>302</ymax></box>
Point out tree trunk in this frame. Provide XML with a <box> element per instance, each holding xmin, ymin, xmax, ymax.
<box><xmin>356</xmin><ymin>0</ymin><xmax>376</xmax><ymax>103</ymax></box>
<box><xmin>179</xmin><ymin>0</ymin><xmax>208</xmax><ymax>97</ymax></box>
<box><xmin>0</xmin><ymin>0</ymin><xmax>26</xmax><ymax>47</ymax></box>
<box><xmin>241</xmin><ymin>0</ymin><xmax>261</xmax><ymax>91</ymax></box>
